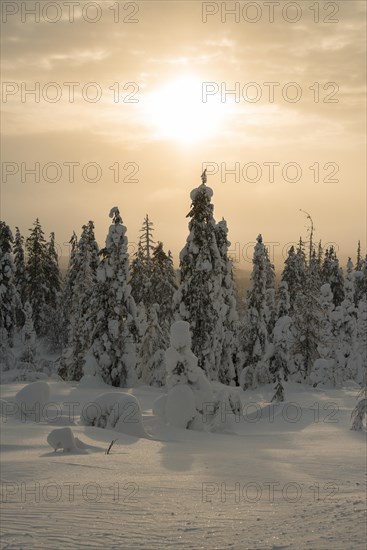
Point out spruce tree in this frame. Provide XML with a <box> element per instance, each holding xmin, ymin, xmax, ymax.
<box><xmin>0</xmin><ymin>221</ymin><xmax>17</xmax><ymax>346</ymax></box>
<box><xmin>25</xmin><ymin>219</ymin><xmax>48</xmax><ymax>335</ymax></box>
<box><xmin>264</xmin><ymin>247</ymin><xmax>277</xmax><ymax>342</ymax></box>
<box><xmin>344</xmin><ymin>258</ymin><xmax>355</xmax><ymax>304</ymax></box>
<box><xmin>13</xmin><ymin>227</ymin><xmax>27</xmax><ymax>327</ymax></box>
<box><xmin>281</xmin><ymin>241</ymin><xmax>307</xmax><ymax>313</ymax></box>
<box><xmin>175</xmin><ymin>175</ymin><xmax>223</xmax><ymax>380</ymax></box>
<box><xmin>60</xmin><ymin>231</ymin><xmax>78</xmax><ymax>347</ymax></box>
<box><xmin>150</xmin><ymin>241</ymin><xmax>177</xmax><ymax>340</ymax></box>
<box><xmin>318</xmin><ymin>283</ymin><xmax>335</xmax><ymax>362</ymax></box>
<box><xmin>329</xmin><ymin>253</ymin><xmax>345</xmax><ymax>307</ymax></box>
<box><xmin>140</xmin><ymin>214</ymin><xmax>155</xmax><ymax>259</ymax></box>
<box><xmin>240</xmin><ymin>234</ymin><xmax>271</xmax><ymax>389</ymax></box>
<box><xmin>20</xmin><ymin>301</ymin><xmax>37</xmax><ymax>365</ymax></box>
<box><xmin>130</xmin><ymin>216</ymin><xmax>156</xmax><ymax>310</ymax></box>
<box><xmin>291</xmin><ymin>218</ymin><xmax>322</xmax><ymax>382</ymax></box>
<box><xmin>59</xmin><ymin>222</ymin><xmax>99</xmax><ymax>380</ymax></box>
<box><xmin>85</xmin><ymin>208</ymin><xmax>138</xmax><ymax>387</ymax></box>
<box><xmin>44</xmin><ymin>232</ymin><xmax>61</xmax><ymax>309</ymax></box>
<box><xmin>269</xmin><ymin>281</ymin><xmax>292</xmax><ymax>383</ymax></box>
<box><xmin>130</xmin><ymin>243</ymin><xmax>151</xmax><ymax>308</ymax></box>
<box><xmin>356</xmin><ymin>296</ymin><xmax>367</xmax><ymax>382</ymax></box>
<box><xmin>355</xmin><ymin>240</ymin><xmax>362</xmax><ymax>271</ymax></box>
<box><xmin>44</xmin><ymin>232</ymin><xmax>62</xmax><ymax>347</ymax></box>
<box><xmin>138</xmin><ymin>304</ymin><xmax>166</xmax><ymax>386</ymax></box>
<box><xmin>354</xmin><ymin>255</ymin><xmax>367</xmax><ymax>306</ymax></box>
<box><xmin>215</xmin><ymin>219</ymin><xmax>239</xmax><ymax>385</ymax></box>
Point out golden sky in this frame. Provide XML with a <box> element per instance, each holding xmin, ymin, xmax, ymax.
<box><xmin>1</xmin><ymin>0</ymin><xmax>366</xmax><ymax>269</ymax></box>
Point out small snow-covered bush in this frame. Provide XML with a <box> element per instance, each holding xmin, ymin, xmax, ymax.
<box><xmin>80</xmin><ymin>392</ymin><xmax>147</xmax><ymax>437</ymax></box>
<box><xmin>209</xmin><ymin>388</ymin><xmax>243</xmax><ymax>432</ymax></box>
<box><xmin>47</xmin><ymin>427</ymin><xmax>87</xmax><ymax>453</ymax></box>
<box><xmin>15</xmin><ymin>381</ymin><xmax>50</xmax><ymax>422</ymax></box>
<box><xmin>155</xmin><ymin>321</ymin><xmax>223</xmax><ymax>431</ymax></box>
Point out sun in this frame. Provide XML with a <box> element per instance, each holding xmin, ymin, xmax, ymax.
<box><xmin>142</xmin><ymin>75</ymin><xmax>228</xmax><ymax>144</ymax></box>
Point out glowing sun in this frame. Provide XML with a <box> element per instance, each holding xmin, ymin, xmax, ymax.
<box><xmin>143</xmin><ymin>75</ymin><xmax>227</xmax><ymax>144</ymax></box>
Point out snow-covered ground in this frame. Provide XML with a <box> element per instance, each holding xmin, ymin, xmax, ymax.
<box><xmin>1</xmin><ymin>379</ymin><xmax>365</xmax><ymax>550</ymax></box>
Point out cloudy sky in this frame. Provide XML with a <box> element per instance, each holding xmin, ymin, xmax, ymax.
<box><xmin>1</xmin><ymin>0</ymin><xmax>366</xmax><ymax>269</ymax></box>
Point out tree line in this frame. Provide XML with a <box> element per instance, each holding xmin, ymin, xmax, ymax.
<box><xmin>1</xmin><ymin>176</ymin><xmax>366</xmax><ymax>394</ymax></box>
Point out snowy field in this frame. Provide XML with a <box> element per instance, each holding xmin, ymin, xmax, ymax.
<box><xmin>1</xmin><ymin>379</ymin><xmax>365</xmax><ymax>550</ymax></box>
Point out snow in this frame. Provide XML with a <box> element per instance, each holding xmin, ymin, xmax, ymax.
<box><xmin>0</xmin><ymin>379</ymin><xmax>365</xmax><ymax>549</ymax></box>
<box><xmin>169</xmin><ymin>320</ymin><xmax>192</xmax><ymax>350</ymax></box>
<box><xmin>15</xmin><ymin>380</ymin><xmax>50</xmax><ymax>421</ymax></box>
<box><xmin>47</xmin><ymin>427</ymin><xmax>88</xmax><ymax>453</ymax></box>
<box><xmin>80</xmin><ymin>391</ymin><xmax>148</xmax><ymax>438</ymax></box>
<box><xmin>190</xmin><ymin>183</ymin><xmax>213</xmax><ymax>201</ymax></box>
<box><xmin>165</xmin><ymin>384</ymin><xmax>196</xmax><ymax>428</ymax></box>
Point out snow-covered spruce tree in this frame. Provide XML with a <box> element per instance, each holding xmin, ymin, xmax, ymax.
<box><xmin>138</xmin><ymin>304</ymin><xmax>166</xmax><ymax>387</ymax></box>
<box><xmin>130</xmin><ymin>215</ymin><xmax>156</xmax><ymax>309</ymax></box>
<box><xmin>264</xmin><ymin>247</ymin><xmax>277</xmax><ymax>342</ymax></box>
<box><xmin>155</xmin><ymin>320</ymin><xmax>215</xmax><ymax>429</ymax></box>
<box><xmin>25</xmin><ymin>219</ymin><xmax>49</xmax><ymax>335</ymax></box>
<box><xmin>331</xmin><ymin>299</ymin><xmax>359</xmax><ymax>386</ymax></box>
<box><xmin>356</xmin><ymin>296</ymin><xmax>367</xmax><ymax>382</ymax></box>
<box><xmin>155</xmin><ymin>320</ymin><xmax>241</xmax><ymax>431</ymax></box>
<box><xmin>85</xmin><ymin>207</ymin><xmax>138</xmax><ymax>387</ymax></box>
<box><xmin>240</xmin><ymin>234</ymin><xmax>272</xmax><ymax>389</ymax></box>
<box><xmin>355</xmin><ymin>240</ymin><xmax>362</xmax><ymax>272</ymax></box>
<box><xmin>310</xmin><ymin>283</ymin><xmax>336</xmax><ymax>387</ymax></box>
<box><xmin>292</xmin><ymin>287</ymin><xmax>322</xmax><ymax>382</ymax></box>
<box><xmin>310</xmin><ymin>247</ymin><xmax>322</xmax><ymax>292</ymax></box>
<box><xmin>20</xmin><ymin>301</ymin><xmax>37</xmax><ymax>365</ymax></box>
<box><xmin>13</xmin><ymin>227</ymin><xmax>27</xmax><ymax>327</ymax></box>
<box><xmin>344</xmin><ymin>258</ymin><xmax>355</xmax><ymax>305</ymax></box>
<box><xmin>277</xmin><ymin>280</ymin><xmax>291</xmax><ymax>319</ymax></box>
<box><xmin>43</xmin><ymin>232</ymin><xmax>62</xmax><ymax>347</ymax></box>
<box><xmin>130</xmin><ymin>242</ymin><xmax>153</xmax><ymax>309</ymax></box>
<box><xmin>150</xmin><ymin>241</ymin><xmax>177</xmax><ymax>341</ymax></box>
<box><xmin>321</xmin><ymin>246</ymin><xmax>345</xmax><ymax>306</ymax></box>
<box><xmin>215</xmin><ymin>219</ymin><xmax>239</xmax><ymax>385</ymax></box>
<box><xmin>354</xmin><ymin>255</ymin><xmax>367</xmax><ymax>306</ymax></box>
<box><xmin>281</xmin><ymin>241</ymin><xmax>307</xmax><ymax>313</ymax></box>
<box><xmin>59</xmin><ymin>222</ymin><xmax>99</xmax><ymax>381</ymax></box>
<box><xmin>22</xmin><ymin>301</ymin><xmax>36</xmax><ymax>346</ymax></box>
<box><xmin>321</xmin><ymin>246</ymin><xmax>334</xmax><ymax>283</ymax></box>
<box><xmin>291</xmin><ymin>241</ymin><xmax>323</xmax><ymax>383</ymax></box>
<box><xmin>140</xmin><ymin>214</ymin><xmax>155</xmax><ymax>259</ymax></box>
<box><xmin>269</xmin><ymin>281</ymin><xmax>292</xmax><ymax>385</ymax></box>
<box><xmin>44</xmin><ymin>233</ymin><xmax>61</xmax><ymax>310</ymax></box>
<box><xmin>0</xmin><ymin>221</ymin><xmax>17</xmax><ymax>347</ymax></box>
<box><xmin>329</xmin><ymin>253</ymin><xmax>345</xmax><ymax>308</ymax></box>
<box><xmin>60</xmin><ymin>231</ymin><xmax>78</xmax><ymax>348</ymax></box>
<box><xmin>175</xmin><ymin>176</ymin><xmax>223</xmax><ymax>380</ymax></box>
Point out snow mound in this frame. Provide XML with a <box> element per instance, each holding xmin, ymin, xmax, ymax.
<box><xmin>47</xmin><ymin>427</ymin><xmax>88</xmax><ymax>453</ymax></box>
<box><xmin>1</xmin><ymin>368</ymin><xmax>48</xmax><ymax>384</ymax></box>
<box><xmin>49</xmin><ymin>373</ymin><xmax>63</xmax><ymax>381</ymax></box>
<box><xmin>15</xmin><ymin>381</ymin><xmax>50</xmax><ymax>422</ymax></box>
<box><xmin>80</xmin><ymin>392</ymin><xmax>148</xmax><ymax>438</ymax></box>
<box><xmin>79</xmin><ymin>374</ymin><xmax>105</xmax><ymax>388</ymax></box>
